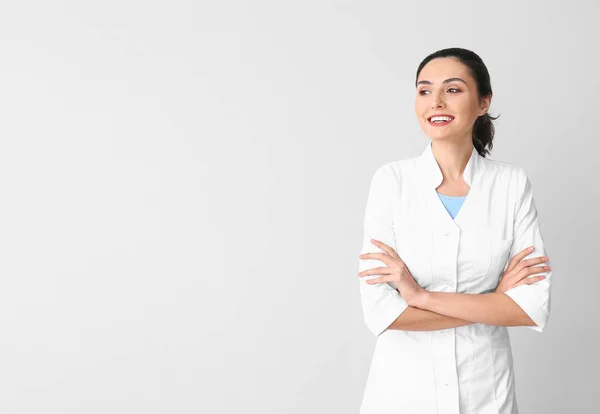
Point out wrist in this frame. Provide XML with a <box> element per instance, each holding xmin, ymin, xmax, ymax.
<box><xmin>411</xmin><ymin>289</ymin><xmax>430</xmax><ymax>309</ymax></box>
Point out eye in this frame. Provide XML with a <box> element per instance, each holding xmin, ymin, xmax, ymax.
<box><xmin>419</xmin><ymin>90</ymin><xmax>431</xmax><ymax>95</ymax></box>
<box><xmin>447</xmin><ymin>88</ymin><xmax>460</xmax><ymax>93</ymax></box>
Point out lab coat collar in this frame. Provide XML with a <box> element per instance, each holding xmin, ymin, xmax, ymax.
<box><xmin>418</xmin><ymin>141</ymin><xmax>480</xmax><ymax>189</ymax></box>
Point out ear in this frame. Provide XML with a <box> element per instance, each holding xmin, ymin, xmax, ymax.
<box><xmin>479</xmin><ymin>94</ymin><xmax>492</xmax><ymax>116</ymax></box>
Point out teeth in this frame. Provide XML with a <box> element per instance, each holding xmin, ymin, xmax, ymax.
<box><xmin>430</xmin><ymin>116</ymin><xmax>453</xmax><ymax>122</ymax></box>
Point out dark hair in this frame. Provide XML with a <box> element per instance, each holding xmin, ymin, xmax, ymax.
<box><xmin>415</xmin><ymin>47</ymin><xmax>499</xmax><ymax>158</ymax></box>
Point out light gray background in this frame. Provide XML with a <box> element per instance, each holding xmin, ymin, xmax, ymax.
<box><xmin>0</xmin><ymin>1</ymin><xmax>596</xmax><ymax>413</ymax></box>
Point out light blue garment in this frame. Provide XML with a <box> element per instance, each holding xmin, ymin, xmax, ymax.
<box><xmin>436</xmin><ymin>192</ymin><xmax>466</xmax><ymax>219</ymax></box>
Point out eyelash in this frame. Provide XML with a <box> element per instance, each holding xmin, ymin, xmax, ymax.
<box><xmin>419</xmin><ymin>88</ymin><xmax>460</xmax><ymax>95</ymax></box>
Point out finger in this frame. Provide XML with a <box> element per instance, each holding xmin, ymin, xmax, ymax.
<box><xmin>505</xmin><ymin>267</ymin><xmax>536</xmax><ymax>285</ymax></box>
<box><xmin>506</xmin><ymin>246</ymin><xmax>535</xmax><ymax>272</ymax></box>
<box><xmin>513</xmin><ymin>275</ymin><xmax>547</xmax><ymax>288</ymax></box>
<box><xmin>521</xmin><ymin>255</ymin><xmax>549</xmax><ymax>268</ymax></box>
<box><xmin>510</xmin><ymin>265</ymin><xmax>549</xmax><ymax>285</ymax></box>
<box><xmin>517</xmin><ymin>263</ymin><xmax>549</xmax><ymax>280</ymax></box>
<box><xmin>370</xmin><ymin>239</ymin><xmax>400</xmax><ymax>260</ymax></box>
<box><xmin>364</xmin><ymin>275</ymin><xmax>393</xmax><ymax>285</ymax></box>
<box><xmin>358</xmin><ymin>267</ymin><xmax>395</xmax><ymax>277</ymax></box>
<box><xmin>506</xmin><ymin>255</ymin><xmax>548</xmax><ymax>283</ymax></box>
<box><xmin>359</xmin><ymin>252</ymin><xmax>396</xmax><ymax>266</ymax></box>
<box><xmin>527</xmin><ymin>265</ymin><xmax>550</xmax><ymax>277</ymax></box>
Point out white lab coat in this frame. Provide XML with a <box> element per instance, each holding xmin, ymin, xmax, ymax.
<box><xmin>358</xmin><ymin>142</ymin><xmax>552</xmax><ymax>414</ymax></box>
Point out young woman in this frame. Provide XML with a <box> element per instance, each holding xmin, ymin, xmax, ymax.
<box><xmin>356</xmin><ymin>48</ymin><xmax>552</xmax><ymax>414</ymax></box>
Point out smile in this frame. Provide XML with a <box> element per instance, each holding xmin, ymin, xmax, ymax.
<box><xmin>427</xmin><ymin>115</ymin><xmax>454</xmax><ymax>126</ymax></box>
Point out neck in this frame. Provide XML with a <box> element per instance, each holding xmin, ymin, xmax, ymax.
<box><xmin>430</xmin><ymin>139</ymin><xmax>473</xmax><ymax>182</ymax></box>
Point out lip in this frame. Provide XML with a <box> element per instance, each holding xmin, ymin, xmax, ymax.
<box><xmin>427</xmin><ymin>114</ymin><xmax>455</xmax><ymax>127</ymax></box>
<box><xmin>427</xmin><ymin>114</ymin><xmax>455</xmax><ymax>121</ymax></box>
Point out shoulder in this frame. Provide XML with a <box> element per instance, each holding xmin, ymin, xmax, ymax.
<box><xmin>480</xmin><ymin>156</ymin><xmax>528</xmax><ymax>184</ymax></box>
<box><xmin>366</xmin><ymin>158</ymin><xmax>416</xmax><ymax>198</ymax></box>
<box><xmin>481</xmin><ymin>157</ymin><xmax>533</xmax><ymax>202</ymax></box>
<box><xmin>367</xmin><ymin>160</ymin><xmax>411</xmax><ymax>196</ymax></box>
<box><xmin>373</xmin><ymin>155</ymin><xmax>419</xmax><ymax>181</ymax></box>
<box><xmin>480</xmin><ymin>156</ymin><xmax>521</xmax><ymax>175</ymax></box>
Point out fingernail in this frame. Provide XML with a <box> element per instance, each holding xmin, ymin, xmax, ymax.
<box><xmin>528</xmin><ymin>246</ymin><xmax>535</xmax><ymax>251</ymax></box>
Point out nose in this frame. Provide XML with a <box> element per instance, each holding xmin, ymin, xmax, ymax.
<box><xmin>431</xmin><ymin>92</ymin><xmax>446</xmax><ymax>109</ymax></box>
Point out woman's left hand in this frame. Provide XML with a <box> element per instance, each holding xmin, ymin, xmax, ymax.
<box><xmin>358</xmin><ymin>239</ymin><xmax>428</xmax><ymax>308</ymax></box>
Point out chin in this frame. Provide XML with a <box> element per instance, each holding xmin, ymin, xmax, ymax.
<box><xmin>423</xmin><ymin>129</ymin><xmax>454</xmax><ymax>141</ymax></box>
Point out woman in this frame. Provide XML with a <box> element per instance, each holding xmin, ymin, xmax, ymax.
<box><xmin>356</xmin><ymin>48</ymin><xmax>552</xmax><ymax>414</ymax></box>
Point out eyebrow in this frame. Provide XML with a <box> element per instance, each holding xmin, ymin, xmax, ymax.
<box><xmin>416</xmin><ymin>77</ymin><xmax>467</xmax><ymax>86</ymax></box>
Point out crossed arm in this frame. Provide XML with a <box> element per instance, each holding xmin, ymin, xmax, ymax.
<box><xmin>359</xmin><ymin>166</ymin><xmax>551</xmax><ymax>335</ymax></box>
<box><xmin>386</xmin><ymin>292</ymin><xmax>536</xmax><ymax>332</ymax></box>
<box><xmin>387</xmin><ymin>304</ymin><xmax>475</xmax><ymax>331</ymax></box>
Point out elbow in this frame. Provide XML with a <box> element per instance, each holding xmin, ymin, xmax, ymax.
<box><xmin>510</xmin><ymin>306</ymin><xmax>547</xmax><ymax>331</ymax></box>
<box><xmin>362</xmin><ymin>291</ymin><xmax>409</xmax><ymax>337</ymax></box>
<box><xmin>519</xmin><ymin>312</ymin><xmax>548</xmax><ymax>332</ymax></box>
<box><xmin>502</xmin><ymin>285</ymin><xmax>550</xmax><ymax>333</ymax></box>
<box><xmin>523</xmin><ymin>314</ymin><xmax>539</xmax><ymax>328</ymax></box>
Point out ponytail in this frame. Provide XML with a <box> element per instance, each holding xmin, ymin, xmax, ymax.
<box><xmin>472</xmin><ymin>112</ymin><xmax>500</xmax><ymax>158</ymax></box>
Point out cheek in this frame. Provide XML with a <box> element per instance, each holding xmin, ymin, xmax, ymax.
<box><xmin>414</xmin><ymin>101</ymin><xmax>421</xmax><ymax>115</ymax></box>
<box><xmin>415</xmin><ymin>100</ymin><xmax>428</xmax><ymax>118</ymax></box>
<box><xmin>454</xmin><ymin>96</ymin><xmax>480</xmax><ymax>117</ymax></box>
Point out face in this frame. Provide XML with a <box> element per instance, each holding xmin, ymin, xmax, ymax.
<box><xmin>415</xmin><ymin>57</ymin><xmax>491</xmax><ymax>143</ymax></box>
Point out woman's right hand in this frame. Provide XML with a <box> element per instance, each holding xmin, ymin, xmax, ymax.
<box><xmin>495</xmin><ymin>247</ymin><xmax>550</xmax><ymax>294</ymax></box>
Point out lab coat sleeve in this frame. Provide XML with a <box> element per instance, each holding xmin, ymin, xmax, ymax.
<box><xmin>503</xmin><ymin>168</ymin><xmax>552</xmax><ymax>332</ymax></box>
<box><xmin>358</xmin><ymin>165</ymin><xmax>409</xmax><ymax>336</ymax></box>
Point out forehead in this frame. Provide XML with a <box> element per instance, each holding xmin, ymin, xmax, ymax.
<box><xmin>417</xmin><ymin>57</ymin><xmax>472</xmax><ymax>83</ymax></box>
